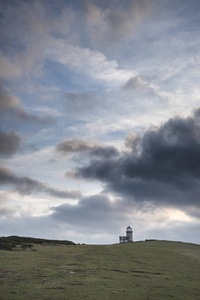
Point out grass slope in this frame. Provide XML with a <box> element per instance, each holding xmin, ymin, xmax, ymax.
<box><xmin>0</xmin><ymin>240</ymin><xmax>200</xmax><ymax>299</ymax></box>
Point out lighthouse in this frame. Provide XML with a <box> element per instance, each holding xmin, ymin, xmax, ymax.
<box><xmin>119</xmin><ymin>226</ymin><xmax>133</xmax><ymax>243</ymax></box>
<box><xmin>126</xmin><ymin>226</ymin><xmax>133</xmax><ymax>242</ymax></box>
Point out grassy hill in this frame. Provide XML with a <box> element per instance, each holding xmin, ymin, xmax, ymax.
<box><xmin>0</xmin><ymin>239</ymin><xmax>200</xmax><ymax>299</ymax></box>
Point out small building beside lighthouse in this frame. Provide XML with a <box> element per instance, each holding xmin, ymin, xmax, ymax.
<box><xmin>119</xmin><ymin>226</ymin><xmax>133</xmax><ymax>243</ymax></box>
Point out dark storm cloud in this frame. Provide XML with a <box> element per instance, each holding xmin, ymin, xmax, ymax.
<box><xmin>0</xmin><ymin>167</ymin><xmax>81</xmax><ymax>199</ymax></box>
<box><xmin>51</xmin><ymin>193</ymin><xmax>125</xmax><ymax>231</ymax></box>
<box><xmin>44</xmin><ymin>187</ymin><xmax>81</xmax><ymax>199</ymax></box>
<box><xmin>57</xmin><ymin>139</ymin><xmax>97</xmax><ymax>153</ymax></box>
<box><xmin>72</xmin><ymin>109</ymin><xmax>200</xmax><ymax>207</ymax></box>
<box><xmin>56</xmin><ymin>139</ymin><xmax>118</xmax><ymax>158</ymax></box>
<box><xmin>0</xmin><ymin>167</ymin><xmax>44</xmax><ymax>194</ymax></box>
<box><xmin>0</xmin><ymin>130</ymin><xmax>21</xmax><ymax>157</ymax></box>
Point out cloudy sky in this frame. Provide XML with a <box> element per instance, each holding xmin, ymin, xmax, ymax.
<box><xmin>1</xmin><ymin>0</ymin><xmax>200</xmax><ymax>244</ymax></box>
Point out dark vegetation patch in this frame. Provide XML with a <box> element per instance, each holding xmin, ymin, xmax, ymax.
<box><xmin>131</xmin><ymin>270</ymin><xmax>163</xmax><ymax>275</ymax></box>
<box><xmin>0</xmin><ymin>237</ymin><xmax>16</xmax><ymax>250</ymax></box>
<box><xmin>0</xmin><ymin>235</ymin><xmax>75</xmax><ymax>251</ymax></box>
<box><xmin>103</xmin><ymin>269</ymin><xmax>128</xmax><ymax>273</ymax></box>
<box><xmin>46</xmin><ymin>287</ymin><xmax>65</xmax><ymax>289</ymax></box>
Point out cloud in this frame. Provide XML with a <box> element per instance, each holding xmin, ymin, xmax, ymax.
<box><xmin>0</xmin><ymin>0</ymin><xmax>77</xmax><ymax>81</ymax></box>
<box><xmin>0</xmin><ymin>1</ymin><xmax>57</xmax><ymax>79</ymax></box>
<box><xmin>0</xmin><ymin>130</ymin><xmax>21</xmax><ymax>157</ymax></box>
<box><xmin>125</xmin><ymin>132</ymin><xmax>141</xmax><ymax>152</ymax></box>
<box><xmin>0</xmin><ymin>206</ymin><xmax>17</xmax><ymax>219</ymax></box>
<box><xmin>70</xmin><ymin>109</ymin><xmax>200</xmax><ymax>208</ymax></box>
<box><xmin>65</xmin><ymin>92</ymin><xmax>98</xmax><ymax>112</ymax></box>
<box><xmin>44</xmin><ymin>187</ymin><xmax>81</xmax><ymax>199</ymax></box>
<box><xmin>0</xmin><ymin>167</ymin><xmax>81</xmax><ymax>199</ymax></box>
<box><xmin>0</xmin><ymin>1</ymin><xmax>138</xmax><ymax>88</ymax></box>
<box><xmin>1</xmin><ymin>188</ymin><xmax>200</xmax><ymax>244</ymax></box>
<box><xmin>0</xmin><ymin>0</ymin><xmax>151</xmax><ymax>83</ymax></box>
<box><xmin>56</xmin><ymin>138</ymin><xmax>119</xmax><ymax>159</ymax></box>
<box><xmin>0</xmin><ymin>1</ymin><xmax>47</xmax><ymax>79</ymax></box>
<box><xmin>0</xmin><ymin>83</ymin><xmax>20</xmax><ymax>112</ymax></box>
<box><xmin>0</xmin><ymin>167</ymin><xmax>43</xmax><ymax>194</ymax></box>
<box><xmin>83</xmin><ymin>0</ymin><xmax>151</xmax><ymax>47</ymax></box>
<box><xmin>0</xmin><ymin>83</ymin><xmax>55</xmax><ymax>125</ymax></box>
<box><xmin>0</xmin><ymin>51</ymin><xmax>22</xmax><ymax>79</ymax></box>
<box><xmin>46</xmin><ymin>41</ymin><xmax>134</xmax><ymax>86</ymax></box>
<box><xmin>45</xmin><ymin>192</ymin><xmax>200</xmax><ymax>243</ymax></box>
<box><xmin>5</xmin><ymin>106</ymin><xmax>55</xmax><ymax>125</ymax></box>
<box><xmin>51</xmin><ymin>193</ymin><xmax>126</xmax><ymax>232</ymax></box>
<box><xmin>123</xmin><ymin>75</ymin><xmax>171</xmax><ymax>101</ymax></box>
<box><xmin>0</xmin><ymin>213</ymin><xmax>61</xmax><ymax>241</ymax></box>
<box><xmin>124</xmin><ymin>75</ymin><xmax>153</xmax><ymax>91</ymax></box>
<box><xmin>57</xmin><ymin>139</ymin><xmax>99</xmax><ymax>154</ymax></box>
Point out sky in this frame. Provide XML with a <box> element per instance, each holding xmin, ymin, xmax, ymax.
<box><xmin>0</xmin><ymin>0</ymin><xmax>200</xmax><ymax>245</ymax></box>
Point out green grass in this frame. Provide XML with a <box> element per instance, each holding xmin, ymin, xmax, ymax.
<box><xmin>0</xmin><ymin>240</ymin><xmax>200</xmax><ymax>299</ymax></box>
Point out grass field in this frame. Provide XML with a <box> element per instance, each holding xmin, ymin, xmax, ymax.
<box><xmin>0</xmin><ymin>240</ymin><xmax>200</xmax><ymax>299</ymax></box>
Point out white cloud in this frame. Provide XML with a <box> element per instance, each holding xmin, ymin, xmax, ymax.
<box><xmin>46</xmin><ymin>40</ymin><xmax>135</xmax><ymax>86</ymax></box>
<box><xmin>32</xmin><ymin>106</ymin><xmax>63</xmax><ymax>118</ymax></box>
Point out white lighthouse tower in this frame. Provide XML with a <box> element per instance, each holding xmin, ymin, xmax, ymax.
<box><xmin>126</xmin><ymin>226</ymin><xmax>133</xmax><ymax>242</ymax></box>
